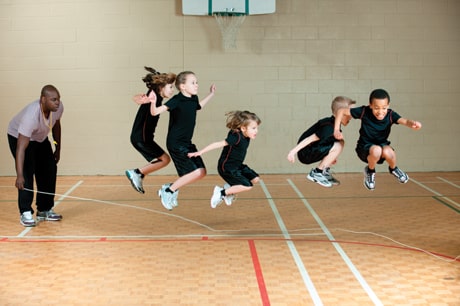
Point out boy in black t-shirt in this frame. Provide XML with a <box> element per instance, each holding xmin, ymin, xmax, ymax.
<box><xmin>334</xmin><ymin>89</ymin><xmax>422</xmax><ymax>190</ymax></box>
<box><xmin>287</xmin><ymin>96</ymin><xmax>356</xmax><ymax>187</ymax></box>
<box><xmin>148</xmin><ymin>71</ymin><xmax>216</xmax><ymax>210</ymax></box>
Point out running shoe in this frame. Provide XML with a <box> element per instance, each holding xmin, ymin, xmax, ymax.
<box><xmin>307</xmin><ymin>169</ymin><xmax>333</xmax><ymax>188</ymax></box>
<box><xmin>125</xmin><ymin>169</ymin><xmax>145</xmax><ymax>194</ymax></box>
<box><xmin>158</xmin><ymin>184</ymin><xmax>174</xmax><ymax>210</ymax></box>
<box><xmin>37</xmin><ymin>209</ymin><xmax>62</xmax><ymax>221</ymax></box>
<box><xmin>222</xmin><ymin>183</ymin><xmax>234</xmax><ymax>205</ymax></box>
<box><xmin>364</xmin><ymin>166</ymin><xmax>376</xmax><ymax>190</ymax></box>
<box><xmin>323</xmin><ymin>167</ymin><xmax>340</xmax><ymax>186</ymax></box>
<box><xmin>20</xmin><ymin>211</ymin><xmax>36</xmax><ymax>227</ymax></box>
<box><xmin>390</xmin><ymin>167</ymin><xmax>409</xmax><ymax>184</ymax></box>
<box><xmin>211</xmin><ymin>186</ymin><xmax>224</xmax><ymax>208</ymax></box>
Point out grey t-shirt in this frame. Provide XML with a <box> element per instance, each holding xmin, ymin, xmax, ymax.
<box><xmin>8</xmin><ymin>99</ymin><xmax>64</xmax><ymax>142</ymax></box>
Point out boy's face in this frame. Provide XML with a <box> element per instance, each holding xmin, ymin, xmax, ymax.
<box><xmin>341</xmin><ymin>113</ymin><xmax>352</xmax><ymax>126</ymax></box>
<box><xmin>369</xmin><ymin>98</ymin><xmax>389</xmax><ymax>120</ymax></box>
<box><xmin>41</xmin><ymin>90</ymin><xmax>61</xmax><ymax>113</ymax></box>
<box><xmin>180</xmin><ymin>74</ymin><xmax>199</xmax><ymax>97</ymax></box>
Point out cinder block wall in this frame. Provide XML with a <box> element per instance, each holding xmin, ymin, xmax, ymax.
<box><xmin>1</xmin><ymin>0</ymin><xmax>459</xmax><ymax>175</ymax></box>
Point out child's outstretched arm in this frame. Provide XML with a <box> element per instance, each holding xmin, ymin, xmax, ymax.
<box><xmin>287</xmin><ymin>134</ymin><xmax>319</xmax><ymax>163</ymax></box>
<box><xmin>199</xmin><ymin>84</ymin><xmax>216</xmax><ymax>108</ymax></box>
<box><xmin>333</xmin><ymin>108</ymin><xmax>350</xmax><ymax>140</ymax></box>
<box><xmin>397</xmin><ymin>118</ymin><xmax>422</xmax><ymax>130</ymax></box>
<box><xmin>188</xmin><ymin>140</ymin><xmax>227</xmax><ymax>158</ymax></box>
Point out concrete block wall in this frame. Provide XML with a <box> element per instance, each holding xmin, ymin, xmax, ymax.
<box><xmin>0</xmin><ymin>0</ymin><xmax>459</xmax><ymax>175</ymax></box>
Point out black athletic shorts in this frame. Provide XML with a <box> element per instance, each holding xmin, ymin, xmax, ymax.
<box><xmin>355</xmin><ymin>143</ymin><xmax>391</xmax><ymax>164</ymax></box>
<box><xmin>168</xmin><ymin>143</ymin><xmax>205</xmax><ymax>177</ymax></box>
<box><xmin>218</xmin><ymin>164</ymin><xmax>259</xmax><ymax>187</ymax></box>
<box><xmin>297</xmin><ymin>142</ymin><xmax>334</xmax><ymax>165</ymax></box>
<box><xmin>131</xmin><ymin>140</ymin><xmax>165</xmax><ymax>163</ymax></box>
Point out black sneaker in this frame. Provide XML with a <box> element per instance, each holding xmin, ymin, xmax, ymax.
<box><xmin>390</xmin><ymin>167</ymin><xmax>409</xmax><ymax>184</ymax></box>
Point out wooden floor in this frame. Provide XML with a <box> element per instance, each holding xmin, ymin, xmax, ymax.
<box><xmin>0</xmin><ymin>172</ymin><xmax>459</xmax><ymax>305</ymax></box>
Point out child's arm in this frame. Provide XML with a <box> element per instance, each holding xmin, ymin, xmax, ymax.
<box><xmin>397</xmin><ymin>118</ymin><xmax>422</xmax><ymax>130</ymax></box>
<box><xmin>199</xmin><ymin>84</ymin><xmax>216</xmax><ymax>108</ymax></box>
<box><xmin>333</xmin><ymin>108</ymin><xmax>351</xmax><ymax>140</ymax></box>
<box><xmin>188</xmin><ymin>140</ymin><xmax>227</xmax><ymax>158</ymax></box>
<box><xmin>132</xmin><ymin>94</ymin><xmax>150</xmax><ymax>105</ymax></box>
<box><xmin>287</xmin><ymin>134</ymin><xmax>319</xmax><ymax>163</ymax></box>
<box><xmin>146</xmin><ymin>91</ymin><xmax>168</xmax><ymax>116</ymax></box>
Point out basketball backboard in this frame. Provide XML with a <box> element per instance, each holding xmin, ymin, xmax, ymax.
<box><xmin>182</xmin><ymin>0</ymin><xmax>276</xmax><ymax>16</ymax></box>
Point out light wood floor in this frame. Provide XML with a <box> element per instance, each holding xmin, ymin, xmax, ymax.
<box><xmin>0</xmin><ymin>172</ymin><xmax>459</xmax><ymax>305</ymax></box>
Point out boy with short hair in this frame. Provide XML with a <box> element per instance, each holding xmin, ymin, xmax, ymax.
<box><xmin>334</xmin><ymin>88</ymin><xmax>422</xmax><ymax>190</ymax></box>
<box><xmin>287</xmin><ymin>96</ymin><xmax>356</xmax><ymax>187</ymax></box>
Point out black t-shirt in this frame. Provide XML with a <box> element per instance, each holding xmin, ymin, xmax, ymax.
<box><xmin>350</xmin><ymin>105</ymin><xmax>401</xmax><ymax>147</ymax></box>
<box><xmin>165</xmin><ymin>92</ymin><xmax>201</xmax><ymax>147</ymax></box>
<box><xmin>218</xmin><ymin>130</ymin><xmax>250</xmax><ymax>172</ymax></box>
<box><xmin>297</xmin><ymin>116</ymin><xmax>336</xmax><ymax>148</ymax></box>
<box><xmin>130</xmin><ymin>90</ymin><xmax>162</xmax><ymax>144</ymax></box>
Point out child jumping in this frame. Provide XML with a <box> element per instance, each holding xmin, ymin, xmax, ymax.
<box><xmin>334</xmin><ymin>88</ymin><xmax>422</xmax><ymax>190</ymax></box>
<box><xmin>188</xmin><ymin>110</ymin><xmax>261</xmax><ymax>208</ymax></box>
<box><xmin>125</xmin><ymin>67</ymin><xmax>176</xmax><ymax>194</ymax></box>
<box><xmin>287</xmin><ymin>96</ymin><xmax>356</xmax><ymax>187</ymax></box>
<box><xmin>149</xmin><ymin>71</ymin><xmax>216</xmax><ymax>210</ymax></box>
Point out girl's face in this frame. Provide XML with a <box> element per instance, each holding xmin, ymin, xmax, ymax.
<box><xmin>180</xmin><ymin>74</ymin><xmax>199</xmax><ymax>97</ymax></box>
<box><xmin>241</xmin><ymin>120</ymin><xmax>259</xmax><ymax>139</ymax></box>
<box><xmin>160</xmin><ymin>83</ymin><xmax>175</xmax><ymax>99</ymax></box>
<box><xmin>369</xmin><ymin>98</ymin><xmax>389</xmax><ymax>121</ymax></box>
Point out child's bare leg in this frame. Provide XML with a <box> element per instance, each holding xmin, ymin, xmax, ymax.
<box><xmin>367</xmin><ymin>145</ymin><xmax>382</xmax><ymax>170</ymax></box>
<box><xmin>318</xmin><ymin>141</ymin><xmax>344</xmax><ymax>169</ymax></box>
<box><xmin>139</xmin><ymin>153</ymin><xmax>171</xmax><ymax>175</ymax></box>
<box><xmin>169</xmin><ymin>168</ymin><xmax>206</xmax><ymax>192</ymax></box>
<box><xmin>225</xmin><ymin>177</ymin><xmax>259</xmax><ymax>195</ymax></box>
<box><xmin>381</xmin><ymin>146</ymin><xmax>397</xmax><ymax>169</ymax></box>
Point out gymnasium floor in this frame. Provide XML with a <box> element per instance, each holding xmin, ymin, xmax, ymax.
<box><xmin>0</xmin><ymin>172</ymin><xmax>459</xmax><ymax>305</ymax></box>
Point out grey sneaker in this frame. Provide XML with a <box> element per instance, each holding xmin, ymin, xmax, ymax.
<box><xmin>390</xmin><ymin>167</ymin><xmax>409</xmax><ymax>184</ymax></box>
<box><xmin>211</xmin><ymin>186</ymin><xmax>224</xmax><ymax>208</ymax></box>
<box><xmin>125</xmin><ymin>169</ymin><xmax>145</xmax><ymax>194</ymax></box>
<box><xmin>364</xmin><ymin>166</ymin><xmax>376</xmax><ymax>190</ymax></box>
<box><xmin>37</xmin><ymin>209</ymin><xmax>62</xmax><ymax>221</ymax></box>
<box><xmin>158</xmin><ymin>184</ymin><xmax>174</xmax><ymax>210</ymax></box>
<box><xmin>323</xmin><ymin>167</ymin><xmax>340</xmax><ymax>186</ymax></box>
<box><xmin>20</xmin><ymin>211</ymin><xmax>36</xmax><ymax>227</ymax></box>
<box><xmin>307</xmin><ymin>169</ymin><xmax>332</xmax><ymax>187</ymax></box>
<box><xmin>223</xmin><ymin>183</ymin><xmax>234</xmax><ymax>206</ymax></box>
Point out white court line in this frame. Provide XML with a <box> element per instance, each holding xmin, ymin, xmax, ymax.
<box><xmin>259</xmin><ymin>180</ymin><xmax>323</xmax><ymax>306</ymax></box>
<box><xmin>17</xmin><ymin>180</ymin><xmax>84</xmax><ymax>237</ymax></box>
<box><xmin>411</xmin><ymin>178</ymin><xmax>460</xmax><ymax>209</ymax></box>
<box><xmin>287</xmin><ymin>179</ymin><xmax>383</xmax><ymax>306</ymax></box>
<box><xmin>437</xmin><ymin>177</ymin><xmax>460</xmax><ymax>189</ymax></box>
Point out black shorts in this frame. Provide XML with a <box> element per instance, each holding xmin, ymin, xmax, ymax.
<box><xmin>355</xmin><ymin>143</ymin><xmax>392</xmax><ymax>164</ymax></box>
<box><xmin>297</xmin><ymin>143</ymin><xmax>334</xmax><ymax>165</ymax></box>
<box><xmin>168</xmin><ymin>144</ymin><xmax>205</xmax><ymax>177</ymax></box>
<box><xmin>218</xmin><ymin>164</ymin><xmax>259</xmax><ymax>187</ymax></box>
<box><xmin>131</xmin><ymin>140</ymin><xmax>165</xmax><ymax>163</ymax></box>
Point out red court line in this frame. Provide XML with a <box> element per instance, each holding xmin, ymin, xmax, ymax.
<box><xmin>248</xmin><ymin>239</ymin><xmax>270</xmax><ymax>306</ymax></box>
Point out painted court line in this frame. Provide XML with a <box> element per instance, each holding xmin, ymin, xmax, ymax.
<box><xmin>437</xmin><ymin>176</ymin><xmax>460</xmax><ymax>189</ymax></box>
<box><xmin>287</xmin><ymin>179</ymin><xmax>383</xmax><ymax>306</ymax></box>
<box><xmin>17</xmin><ymin>180</ymin><xmax>84</xmax><ymax>237</ymax></box>
<box><xmin>411</xmin><ymin>178</ymin><xmax>460</xmax><ymax>210</ymax></box>
<box><xmin>259</xmin><ymin>180</ymin><xmax>323</xmax><ymax>306</ymax></box>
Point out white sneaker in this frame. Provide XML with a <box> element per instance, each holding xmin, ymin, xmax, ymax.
<box><xmin>20</xmin><ymin>211</ymin><xmax>36</xmax><ymax>227</ymax></box>
<box><xmin>210</xmin><ymin>186</ymin><xmax>224</xmax><ymax>208</ymax></box>
<box><xmin>223</xmin><ymin>183</ymin><xmax>235</xmax><ymax>205</ymax></box>
<box><xmin>158</xmin><ymin>184</ymin><xmax>174</xmax><ymax>210</ymax></box>
<box><xmin>125</xmin><ymin>169</ymin><xmax>145</xmax><ymax>193</ymax></box>
<box><xmin>307</xmin><ymin>169</ymin><xmax>333</xmax><ymax>188</ymax></box>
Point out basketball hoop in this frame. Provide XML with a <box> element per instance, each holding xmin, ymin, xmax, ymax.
<box><xmin>213</xmin><ymin>10</ymin><xmax>246</xmax><ymax>51</ymax></box>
